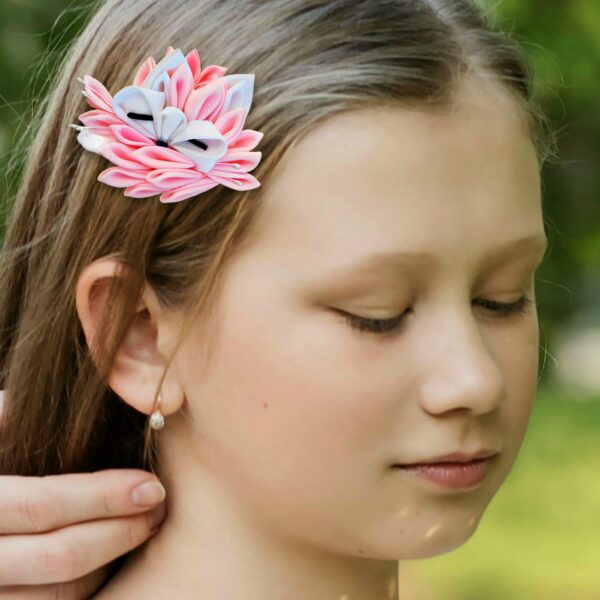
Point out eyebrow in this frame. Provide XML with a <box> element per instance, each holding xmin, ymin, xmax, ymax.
<box><xmin>326</xmin><ymin>233</ymin><xmax>549</xmax><ymax>278</ymax></box>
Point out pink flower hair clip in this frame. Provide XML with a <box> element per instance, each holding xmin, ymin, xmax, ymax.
<box><xmin>70</xmin><ymin>46</ymin><xmax>263</xmax><ymax>203</ymax></box>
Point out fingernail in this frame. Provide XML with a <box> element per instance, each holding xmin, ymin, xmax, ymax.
<box><xmin>131</xmin><ymin>480</ymin><xmax>166</xmax><ymax>507</ymax></box>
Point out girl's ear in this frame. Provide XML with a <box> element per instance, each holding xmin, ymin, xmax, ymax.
<box><xmin>74</xmin><ymin>257</ymin><xmax>185</xmax><ymax>418</ymax></box>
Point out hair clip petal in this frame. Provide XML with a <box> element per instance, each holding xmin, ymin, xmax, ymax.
<box><xmin>159</xmin><ymin>176</ymin><xmax>220</xmax><ymax>203</ymax></box>
<box><xmin>146</xmin><ymin>169</ymin><xmax>206</xmax><ymax>190</ymax></box>
<box><xmin>228</xmin><ymin>130</ymin><xmax>264</xmax><ymax>152</ymax></box>
<box><xmin>131</xmin><ymin>145</ymin><xmax>196</xmax><ymax>170</ymax></box>
<box><xmin>72</xmin><ymin>47</ymin><xmax>262</xmax><ymax>203</ymax></box>
<box><xmin>124</xmin><ymin>182</ymin><xmax>165</xmax><ymax>198</ymax></box>
<box><xmin>98</xmin><ymin>166</ymin><xmax>149</xmax><ymax>188</ymax></box>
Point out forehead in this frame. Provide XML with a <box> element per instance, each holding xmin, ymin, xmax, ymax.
<box><xmin>244</xmin><ymin>76</ymin><xmax>543</xmax><ymax>267</ymax></box>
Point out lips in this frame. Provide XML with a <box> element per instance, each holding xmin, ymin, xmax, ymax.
<box><xmin>394</xmin><ymin>459</ymin><xmax>491</xmax><ymax>489</ymax></box>
<box><xmin>392</xmin><ymin>448</ymin><xmax>499</xmax><ymax>467</ymax></box>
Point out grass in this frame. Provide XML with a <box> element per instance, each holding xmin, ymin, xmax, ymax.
<box><xmin>401</xmin><ymin>384</ymin><xmax>600</xmax><ymax>599</ymax></box>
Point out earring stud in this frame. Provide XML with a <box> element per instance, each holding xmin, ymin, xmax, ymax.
<box><xmin>149</xmin><ymin>390</ymin><xmax>165</xmax><ymax>430</ymax></box>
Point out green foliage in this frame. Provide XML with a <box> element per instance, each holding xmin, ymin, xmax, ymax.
<box><xmin>0</xmin><ymin>0</ymin><xmax>94</xmax><ymax>238</ymax></box>
<box><xmin>479</xmin><ymin>0</ymin><xmax>600</xmax><ymax>348</ymax></box>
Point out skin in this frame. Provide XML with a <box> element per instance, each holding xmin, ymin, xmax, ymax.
<box><xmin>74</xmin><ymin>74</ymin><xmax>547</xmax><ymax>599</ymax></box>
<box><xmin>0</xmin><ymin>465</ymin><xmax>166</xmax><ymax>598</ymax></box>
<box><xmin>0</xmin><ymin>410</ymin><xmax>167</xmax><ymax>598</ymax></box>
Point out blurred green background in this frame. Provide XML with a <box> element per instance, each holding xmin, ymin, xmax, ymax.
<box><xmin>0</xmin><ymin>0</ymin><xmax>598</xmax><ymax>597</ymax></box>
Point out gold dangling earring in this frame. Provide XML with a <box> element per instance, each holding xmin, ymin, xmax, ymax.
<box><xmin>149</xmin><ymin>389</ymin><xmax>165</xmax><ymax>430</ymax></box>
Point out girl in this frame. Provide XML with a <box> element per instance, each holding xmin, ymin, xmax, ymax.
<box><xmin>0</xmin><ymin>0</ymin><xmax>552</xmax><ymax>597</ymax></box>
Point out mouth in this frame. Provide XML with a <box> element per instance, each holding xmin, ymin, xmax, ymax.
<box><xmin>390</xmin><ymin>450</ymin><xmax>500</xmax><ymax>490</ymax></box>
<box><xmin>392</xmin><ymin>448</ymin><xmax>500</xmax><ymax>467</ymax></box>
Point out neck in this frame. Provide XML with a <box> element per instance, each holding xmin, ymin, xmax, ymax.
<box><xmin>97</xmin><ymin>519</ymin><xmax>400</xmax><ymax>599</ymax></box>
<box><xmin>94</xmin><ymin>426</ymin><xmax>400</xmax><ymax>599</ymax></box>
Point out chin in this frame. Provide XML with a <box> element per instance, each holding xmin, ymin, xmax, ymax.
<box><xmin>358</xmin><ymin>515</ymin><xmax>485</xmax><ymax>561</ymax></box>
<box><xmin>412</xmin><ymin>530</ymin><xmax>478</xmax><ymax>559</ymax></box>
<box><xmin>390</xmin><ymin>529</ymin><xmax>479</xmax><ymax>560</ymax></box>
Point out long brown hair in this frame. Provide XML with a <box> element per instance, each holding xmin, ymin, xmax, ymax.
<box><xmin>0</xmin><ymin>0</ymin><xmax>551</xmax><ymax>477</ymax></box>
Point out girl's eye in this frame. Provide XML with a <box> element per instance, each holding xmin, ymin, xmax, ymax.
<box><xmin>475</xmin><ymin>294</ymin><xmax>534</xmax><ymax>318</ymax></box>
<box><xmin>337</xmin><ymin>294</ymin><xmax>534</xmax><ymax>337</ymax></box>
<box><xmin>335</xmin><ymin>309</ymin><xmax>411</xmax><ymax>337</ymax></box>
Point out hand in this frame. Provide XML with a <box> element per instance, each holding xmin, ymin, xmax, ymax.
<box><xmin>0</xmin><ymin>469</ymin><xmax>167</xmax><ymax>599</ymax></box>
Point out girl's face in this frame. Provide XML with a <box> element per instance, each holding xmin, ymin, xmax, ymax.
<box><xmin>166</xmin><ymin>75</ymin><xmax>547</xmax><ymax>559</ymax></box>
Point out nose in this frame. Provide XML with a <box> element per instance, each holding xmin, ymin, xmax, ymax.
<box><xmin>418</xmin><ymin>308</ymin><xmax>505</xmax><ymax>417</ymax></box>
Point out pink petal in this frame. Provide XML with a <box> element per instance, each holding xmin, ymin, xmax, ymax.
<box><xmin>227</xmin><ymin>129</ymin><xmax>263</xmax><ymax>152</ymax></box>
<box><xmin>186</xmin><ymin>49</ymin><xmax>203</xmax><ymax>88</ymax></box>
<box><xmin>215</xmin><ymin>151</ymin><xmax>262</xmax><ymax>173</ymax></box>
<box><xmin>159</xmin><ymin>177</ymin><xmax>220</xmax><ymax>203</ymax></box>
<box><xmin>78</xmin><ymin>109</ymin><xmax>122</xmax><ymax>129</ymax></box>
<box><xmin>101</xmin><ymin>142</ymin><xmax>148</xmax><ymax>170</ymax></box>
<box><xmin>146</xmin><ymin>168</ymin><xmax>204</xmax><ymax>190</ymax></box>
<box><xmin>198</xmin><ymin>65</ymin><xmax>228</xmax><ymax>85</ymax></box>
<box><xmin>183</xmin><ymin>79</ymin><xmax>226</xmax><ymax>122</ymax></box>
<box><xmin>82</xmin><ymin>75</ymin><xmax>113</xmax><ymax>112</ymax></box>
<box><xmin>167</xmin><ymin>61</ymin><xmax>194</xmax><ymax>111</ymax></box>
<box><xmin>124</xmin><ymin>182</ymin><xmax>163</xmax><ymax>198</ymax></box>
<box><xmin>109</xmin><ymin>124</ymin><xmax>153</xmax><ymax>147</ymax></box>
<box><xmin>206</xmin><ymin>170</ymin><xmax>261</xmax><ymax>191</ymax></box>
<box><xmin>133</xmin><ymin>56</ymin><xmax>156</xmax><ymax>86</ymax></box>
<box><xmin>214</xmin><ymin>108</ymin><xmax>246</xmax><ymax>144</ymax></box>
<box><xmin>132</xmin><ymin>146</ymin><xmax>196</xmax><ymax>169</ymax></box>
<box><xmin>98</xmin><ymin>167</ymin><xmax>149</xmax><ymax>187</ymax></box>
<box><xmin>164</xmin><ymin>46</ymin><xmax>178</xmax><ymax>76</ymax></box>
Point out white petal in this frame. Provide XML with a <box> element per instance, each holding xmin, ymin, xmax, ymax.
<box><xmin>112</xmin><ymin>86</ymin><xmax>165</xmax><ymax>140</ymax></box>
<box><xmin>170</xmin><ymin>120</ymin><xmax>228</xmax><ymax>172</ymax></box>
<box><xmin>77</xmin><ymin>129</ymin><xmax>114</xmax><ymax>153</ymax></box>
<box><xmin>221</xmin><ymin>74</ymin><xmax>255</xmax><ymax>116</ymax></box>
<box><xmin>143</xmin><ymin>48</ymin><xmax>186</xmax><ymax>93</ymax></box>
<box><xmin>157</xmin><ymin>107</ymin><xmax>187</xmax><ymax>141</ymax></box>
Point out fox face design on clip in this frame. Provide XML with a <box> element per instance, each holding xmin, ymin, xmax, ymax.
<box><xmin>71</xmin><ymin>46</ymin><xmax>263</xmax><ymax>203</ymax></box>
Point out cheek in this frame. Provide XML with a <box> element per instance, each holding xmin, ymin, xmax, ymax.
<box><xmin>242</xmin><ymin>317</ymin><xmax>380</xmax><ymax>456</ymax></box>
<box><xmin>495</xmin><ymin>315</ymin><xmax>540</xmax><ymax>459</ymax></box>
<box><xmin>181</xmin><ymin>289</ymin><xmax>395</xmax><ymax>504</ymax></box>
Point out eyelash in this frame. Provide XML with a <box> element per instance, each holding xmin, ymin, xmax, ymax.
<box><xmin>339</xmin><ymin>295</ymin><xmax>534</xmax><ymax>336</ymax></box>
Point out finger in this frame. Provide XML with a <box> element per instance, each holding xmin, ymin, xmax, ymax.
<box><xmin>0</xmin><ymin>470</ymin><xmax>166</xmax><ymax>534</ymax></box>
<box><xmin>0</xmin><ymin>503</ymin><xmax>166</xmax><ymax>586</ymax></box>
<box><xmin>0</xmin><ymin>564</ymin><xmax>110</xmax><ymax>599</ymax></box>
